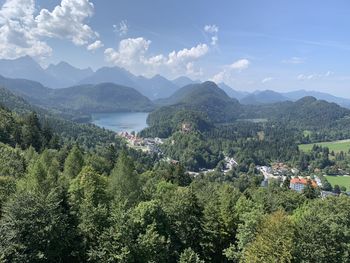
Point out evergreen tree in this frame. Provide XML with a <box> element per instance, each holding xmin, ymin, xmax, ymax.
<box><xmin>109</xmin><ymin>151</ymin><xmax>140</xmax><ymax>207</ymax></box>
<box><xmin>64</xmin><ymin>145</ymin><xmax>84</xmax><ymax>179</ymax></box>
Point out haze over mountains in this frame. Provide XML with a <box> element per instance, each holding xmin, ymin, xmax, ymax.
<box><xmin>0</xmin><ymin>56</ymin><xmax>350</xmax><ymax>108</ymax></box>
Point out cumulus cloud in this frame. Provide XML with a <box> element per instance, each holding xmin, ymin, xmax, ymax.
<box><xmin>105</xmin><ymin>38</ymin><xmax>209</xmax><ymax>76</ymax></box>
<box><xmin>262</xmin><ymin>77</ymin><xmax>274</xmax><ymax>83</ymax></box>
<box><xmin>166</xmin><ymin>43</ymin><xmax>209</xmax><ymax>66</ymax></box>
<box><xmin>87</xmin><ymin>40</ymin><xmax>104</xmax><ymax>51</ymax></box>
<box><xmin>282</xmin><ymin>57</ymin><xmax>305</xmax><ymax>64</ymax></box>
<box><xmin>35</xmin><ymin>0</ymin><xmax>96</xmax><ymax>46</ymax></box>
<box><xmin>0</xmin><ymin>0</ymin><xmax>52</xmax><ymax>59</ymax></box>
<box><xmin>211</xmin><ymin>58</ymin><xmax>250</xmax><ymax>83</ymax></box>
<box><xmin>113</xmin><ymin>20</ymin><xmax>128</xmax><ymax>36</ymax></box>
<box><xmin>0</xmin><ymin>0</ymin><xmax>99</xmax><ymax>59</ymax></box>
<box><xmin>104</xmin><ymin>37</ymin><xmax>151</xmax><ymax>67</ymax></box>
<box><xmin>204</xmin><ymin>24</ymin><xmax>219</xmax><ymax>46</ymax></box>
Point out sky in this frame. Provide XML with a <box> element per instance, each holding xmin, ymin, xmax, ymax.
<box><xmin>0</xmin><ymin>0</ymin><xmax>350</xmax><ymax>96</ymax></box>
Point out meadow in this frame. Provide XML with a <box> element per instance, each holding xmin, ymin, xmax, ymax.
<box><xmin>299</xmin><ymin>139</ymin><xmax>350</xmax><ymax>153</ymax></box>
<box><xmin>325</xmin><ymin>175</ymin><xmax>350</xmax><ymax>190</ymax></box>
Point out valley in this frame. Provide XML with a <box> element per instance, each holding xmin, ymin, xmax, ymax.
<box><xmin>1</xmin><ymin>57</ymin><xmax>350</xmax><ymax>263</ymax></box>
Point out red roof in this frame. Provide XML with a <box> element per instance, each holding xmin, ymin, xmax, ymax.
<box><xmin>290</xmin><ymin>178</ymin><xmax>317</xmax><ymax>188</ymax></box>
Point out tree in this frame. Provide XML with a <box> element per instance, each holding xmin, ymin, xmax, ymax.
<box><xmin>178</xmin><ymin>248</ymin><xmax>204</xmax><ymax>263</ymax></box>
<box><xmin>333</xmin><ymin>184</ymin><xmax>341</xmax><ymax>194</ymax></box>
<box><xmin>21</xmin><ymin>112</ymin><xmax>42</xmax><ymax>151</ymax></box>
<box><xmin>63</xmin><ymin>145</ymin><xmax>84</xmax><ymax>179</ymax></box>
<box><xmin>293</xmin><ymin>196</ymin><xmax>350</xmax><ymax>263</ymax></box>
<box><xmin>242</xmin><ymin>210</ymin><xmax>294</xmax><ymax>263</ymax></box>
<box><xmin>158</xmin><ymin>187</ymin><xmax>204</xmax><ymax>258</ymax></box>
<box><xmin>109</xmin><ymin>151</ymin><xmax>140</xmax><ymax>207</ymax></box>
<box><xmin>302</xmin><ymin>179</ymin><xmax>318</xmax><ymax>199</ymax></box>
<box><xmin>0</xmin><ymin>191</ymin><xmax>81</xmax><ymax>262</ymax></box>
<box><xmin>69</xmin><ymin>166</ymin><xmax>110</xmax><ymax>250</ymax></box>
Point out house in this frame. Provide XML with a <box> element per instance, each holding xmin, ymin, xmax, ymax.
<box><xmin>290</xmin><ymin>178</ymin><xmax>317</xmax><ymax>193</ymax></box>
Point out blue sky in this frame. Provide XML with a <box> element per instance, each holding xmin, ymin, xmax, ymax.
<box><xmin>1</xmin><ymin>0</ymin><xmax>350</xmax><ymax>96</ymax></box>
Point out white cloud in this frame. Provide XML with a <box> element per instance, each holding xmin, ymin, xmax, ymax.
<box><xmin>262</xmin><ymin>77</ymin><xmax>273</xmax><ymax>83</ymax></box>
<box><xmin>105</xmin><ymin>38</ymin><xmax>209</xmax><ymax>76</ymax></box>
<box><xmin>297</xmin><ymin>71</ymin><xmax>333</xmax><ymax>81</ymax></box>
<box><xmin>229</xmin><ymin>59</ymin><xmax>250</xmax><ymax>71</ymax></box>
<box><xmin>204</xmin><ymin>24</ymin><xmax>219</xmax><ymax>34</ymax></box>
<box><xmin>104</xmin><ymin>37</ymin><xmax>151</xmax><ymax>67</ymax></box>
<box><xmin>0</xmin><ymin>0</ymin><xmax>52</xmax><ymax>59</ymax></box>
<box><xmin>211</xmin><ymin>71</ymin><xmax>226</xmax><ymax>83</ymax></box>
<box><xmin>87</xmin><ymin>40</ymin><xmax>104</xmax><ymax>51</ymax></box>
<box><xmin>0</xmin><ymin>0</ymin><xmax>100</xmax><ymax>59</ymax></box>
<box><xmin>204</xmin><ymin>24</ymin><xmax>219</xmax><ymax>46</ymax></box>
<box><xmin>35</xmin><ymin>0</ymin><xmax>96</xmax><ymax>46</ymax></box>
<box><xmin>166</xmin><ymin>43</ymin><xmax>209</xmax><ymax>65</ymax></box>
<box><xmin>211</xmin><ymin>59</ymin><xmax>250</xmax><ymax>83</ymax></box>
<box><xmin>282</xmin><ymin>57</ymin><xmax>305</xmax><ymax>64</ymax></box>
<box><xmin>113</xmin><ymin>20</ymin><xmax>128</xmax><ymax>36</ymax></box>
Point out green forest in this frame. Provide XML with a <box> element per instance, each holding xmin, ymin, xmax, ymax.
<box><xmin>1</xmin><ymin>88</ymin><xmax>350</xmax><ymax>262</ymax></box>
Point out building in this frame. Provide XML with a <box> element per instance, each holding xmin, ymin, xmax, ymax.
<box><xmin>290</xmin><ymin>178</ymin><xmax>317</xmax><ymax>193</ymax></box>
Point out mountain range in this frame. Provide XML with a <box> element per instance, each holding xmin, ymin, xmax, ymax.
<box><xmin>1</xmin><ymin>56</ymin><xmax>350</xmax><ymax>107</ymax></box>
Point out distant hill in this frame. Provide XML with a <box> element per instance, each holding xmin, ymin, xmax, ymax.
<box><xmin>136</xmin><ymin>74</ymin><xmax>179</xmax><ymax>99</ymax></box>
<box><xmin>240</xmin><ymin>90</ymin><xmax>290</xmax><ymax>105</ymax></box>
<box><xmin>78</xmin><ymin>66</ymin><xmax>180</xmax><ymax>100</ymax></box>
<box><xmin>45</xmin><ymin>62</ymin><xmax>93</xmax><ymax>87</ymax></box>
<box><xmin>47</xmin><ymin>83</ymin><xmax>154</xmax><ymax>114</ymax></box>
<box><xmin>172</xmin><ymin>76</ymin><xmax>199</xmax><ymax>87</ymax></box>
<box><xmin>0</xmin><ymin>56</ymin><xmax>61</xmax><ymax>88</ymax></box>
<box><xmin>0</xmin><ymin>75</ymin><xmax>51</xmax><ymax>104</ymax></box>
<box><xmin>146</xmin><ymin>81</ymin><xmax>242</xmax><ymax>134</ymax></box>
<box><xmin>0</xmin><ymin>75</ymin><xmax>154</xmax><ymax>115</ymax></box>
<box><xmin>283</xmin><ymin>90</ymin><xmax>350</xmax><ymax>108</ymax></box>
<box><xmin>78</xmin><ymin>66</ymin><xmax>136</xmax><ymax>87</ymax></box>
<box><xmin>0</xmin><ymin>56</ymin><xmax>94</xmax><ymax>89</ymax></box>
<box><xmin>218</xmin><ymin>83</ymin><xmax>249</xmax><ymax>99</ymax></box>
<box><xmin>237</xmin><ymin>88</ymin><xmax>350</xmax><ymax>108</ymax></box>
<box><xmin>244</xmin><ymin>96</ymin><xmax>350</xmax><ymax>129</ymax></box>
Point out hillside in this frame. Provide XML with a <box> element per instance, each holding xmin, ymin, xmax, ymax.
<box><xmin>240</xmin><ymin>90</ymin><xmax>290</xmax><ymax>104</ymax></box>
<box><xmin>155</xmin><ymin>81</ymin><xmax>241</xmax><ymax>122</ymax></box>
<box><xmin>49</xmin><ymin>83</ymin><xmax>154</xmax><ymax>114</ymax></box>
<box><xmin>142</xmin><ymin>82</ymin><xmax>242</xmax><ymax>137</ymax></box>
<box><xmin>218</xmin><ymin>83</ymin><xmax>249</xmax><ymax>99</ymax></box>
<box><xmin>0</xmin><ymin>76</ymin><xmax>154</xmax><ymax>115</ymax></box>
<box><xmin>243</xmin><ymin>96</ymin><xmax>350</xmax><ymax>129</ymax></box>
<box><xmin>0</xmin><ymin>87</ymin><xmax>40</xmax><ymax>114</ymax></box>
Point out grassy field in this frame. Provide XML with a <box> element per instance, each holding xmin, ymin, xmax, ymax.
<box><xmin>299</xmin><ymin>139</ymin><xmax>350</xmax><ymax>153</ymax></box>
<box><xmin>325</xmin><ymin>175</ymin><xmax>350</xmax><ymax>190</ymax></box>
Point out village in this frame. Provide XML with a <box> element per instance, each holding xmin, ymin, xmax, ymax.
<box><xmin>119</xmin><ymin>131</ymin><xmax>348</xmax><ymax>197</ymax></box>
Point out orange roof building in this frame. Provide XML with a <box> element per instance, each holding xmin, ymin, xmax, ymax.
<box><xmin>290</xmin><ymin>178</ymin><xmax>317</xmax><ymax>192</ymax></box>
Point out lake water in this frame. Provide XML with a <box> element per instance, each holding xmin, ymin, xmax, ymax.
<box><xmin>91</xmin><ymin>112</ymin><xmax>149</xmax><ymax>133</ymax></box>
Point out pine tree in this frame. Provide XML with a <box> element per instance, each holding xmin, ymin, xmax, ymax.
<box><xmin>63</xmin><ymin>145</ymin><xmax>84</xmax><ymax>179</ymax></box>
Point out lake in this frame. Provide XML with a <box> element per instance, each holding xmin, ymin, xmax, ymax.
<box><xmin>91</xmin><ymin>112</ymin><xmax>149</xmax><ymax>133</ymax></box>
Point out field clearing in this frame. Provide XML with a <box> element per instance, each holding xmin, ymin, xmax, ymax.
<box><xmin>325</xmin><ymin>176</ymin><xmax>350</xmax><ymax>190</ymax></box>
<box><xmin>299</xmin><ymin>139</ymin><xmax>350</xmax><ymax>153</ymax></box>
